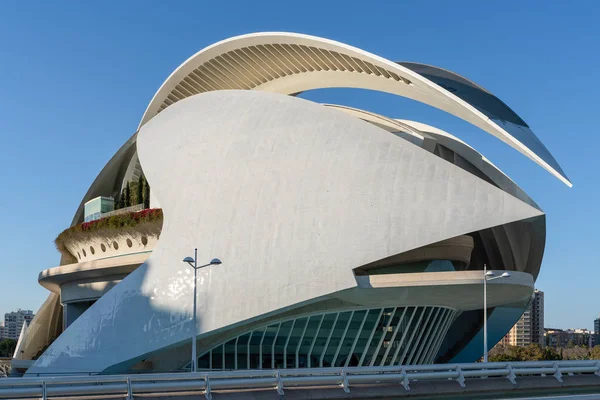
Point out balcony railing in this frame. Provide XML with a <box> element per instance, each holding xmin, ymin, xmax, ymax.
<box><xmin>100</xmin><ymin>204</ymin><xmax>144</xmax><ymax>219</ymax></box>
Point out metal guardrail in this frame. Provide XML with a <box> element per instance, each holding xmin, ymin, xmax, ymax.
<box><xmin>1</xmin><ymin>360</ymin><xmax>600</xmax><ymax>400</ymax></box>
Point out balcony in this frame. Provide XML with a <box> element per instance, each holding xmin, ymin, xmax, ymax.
<box><xmin>55</xmin><ymin>208</ymin><xmax>163</xmax><ymax>264</ymax></box>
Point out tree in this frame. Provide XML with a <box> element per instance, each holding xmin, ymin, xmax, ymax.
<box><xmin>542</xmin><ymin>346</ymin><xmax>561</xmax><ymax>361</ymax></box>
<box><xmin>488</xmin><ymin>344</ymin><xmax>560</xmax><ymax>362</ymax></box>
<box><xmin>125</xmin><ymin>182</ymin><xmax>131</xmax><ymax>207</ymax></box>
<box><xmin>143</xmin><ymin>176</ymin><xmax>150</xmax><ymax>209</ymax></box>
<box><xmin>117</xmin><ymin>188</ymin><xmax>126</xmax><ymax>209</ymax></box>
<box><xmin>137</xmin><ymin>175</ymin><xmax>144</xmax><ymax>206</ymax></box>
<box><xmin>489</xmin><ymin>351</ymin><xmax>519</xmax><ymax>362</ymax></box>
<box><xmin>590</xmin><ymin>345</ymin><xmax>600</xmax><ymax>360</ymax></box>
<box><xmin>488</xmin><ymin>345</ymin><xmax>521</xmax><ymax>362</ymax></box>
<box><xmin>518</xmin><ymin>344</ymin><xmax>547</xmax><ymax>361</ymax></box>
<box><xmin>129</xmin><ymin>181</ymin><xmax>139</xmax><ymax>205</ymax></box>
<box><xmin>0</xmin><ymin>339</ymin><xmax>17</xmax><ymax>357</ymax></box>
<box><xmin>562</xmin><ymin>346</ymin><xmax>589</xmax><ymax>360</ymax></box>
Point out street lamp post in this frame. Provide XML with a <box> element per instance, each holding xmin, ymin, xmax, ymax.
<box><xmin>183</xmin><ymin>249</ymin><xmax>221</xmax><ymax>372</ymax></box>
<box><xmin>483</xmin><ymin>263</ymin><xmax>510</xmax><ymax>363</ymax></box>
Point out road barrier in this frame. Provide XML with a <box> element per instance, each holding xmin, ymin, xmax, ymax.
<box><xmin>1</xmin><ymin>360</ymin><xmax>600</xmax><ymax>399</ymax></box>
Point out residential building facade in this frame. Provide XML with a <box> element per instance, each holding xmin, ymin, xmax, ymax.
<box><xmin>502</xmin><ymin>308</ymin><xmax>532</xmax><ymax>347</ymax></box>
<box><xmin>499</xmin><ymin>289</ymin><xmax>544</xmax><ymax>347</ymax></box>
<box><xmin>531</xmin><ymin>290</ymin><xmax>545</xmax><ymax>347</ymax></box>
<box><xmin>546</xmin><ymin>328</ymin><xmax>593</xmax><ymax>348</ymax></box>
<box><xmin>3</xmin><ymin>310</ymin><xmax>34</xmax><ymax>341</ymax></box>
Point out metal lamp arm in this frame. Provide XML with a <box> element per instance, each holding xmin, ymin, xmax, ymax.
<box><xmin>486</xmin><ymin>275</ymin><xmax>510</xmax><ymax>282</ymax></box>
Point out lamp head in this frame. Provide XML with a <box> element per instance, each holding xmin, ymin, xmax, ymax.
<box><xmin>210</xmin><ymin>258</ymin><xmax>222</xmax><ymax>265</ymax></box>
<box><xmin>501</xmin><ymin>272</ymin><xmax>511</xmax><ymax>278</ymax></box>
<box><xmin>485</xmin><ymin>271</ymin><xmax>496</xmax><ymax>277</ymax></box>
<box><xmin>182</xmin><ymin>256</ymin><xmax>195</xmax><ymax>264</ymax></box>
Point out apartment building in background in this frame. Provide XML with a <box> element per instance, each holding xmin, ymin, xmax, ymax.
<box><xmin>499</xmin><ymin>290</ymin><xmax>544</xmax><ymax>347</ymax></box>
<box><xmin>2</xmin><ymin>310</ymin><xmax>34</xmax><ymax>341</ymax></box>
<box><xmin>546</xmin><ymin>328</ymin><xmax>594</xmax><ymax>348</ymax></box>
<box><xmin>530</xmin><ymin>290</ymin><xmax>545</xmax><ymax>346</ymax></box>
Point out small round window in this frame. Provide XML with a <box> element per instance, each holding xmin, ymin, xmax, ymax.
<box><xmin>141</xmin><ymin>236</ymin><xmax>148</xmax><ymax>246</ymax></box>
<box><xmin>77</xmin><ymin>252</ymin><xmax>81</xmax><ymax>260</ymax></box>
<box><xmin>82</xmin><ymin>249</ymin><xmax>87</xmax><ymax>257</ymax></box>
<box><xmin>90</xmin><ymin>246</ymin><xmax>95</xmax><ymax>255</ymax></box>
<box><xmin>126</xmin><ymin>238</ymin><xmax>133</xmax><ymax>248</ymax></box>
<box><xmin>101</xmin><ymin>243</ymin><xmax>106</xmax><ymax>252</ymax></box>
<box><xmin>113</xmin><ymin>241</ymin><xmax>119</xmax><ymax>250</ymax></box>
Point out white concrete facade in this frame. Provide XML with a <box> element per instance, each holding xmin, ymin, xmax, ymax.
<box><xmin>20</xmin><ymin>33</ymin><xmax>568</xmax><ymax>375</ymax></box>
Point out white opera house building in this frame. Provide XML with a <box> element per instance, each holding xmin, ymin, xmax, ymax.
<box><xmin>12</xmin><ymin>33</ymin><xmax>570</xmax><ymax>375</ymax></box>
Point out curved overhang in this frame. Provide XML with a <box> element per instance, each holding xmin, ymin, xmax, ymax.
<box><xmin>138</xmin><ymin>32</ymin><xmax>570</xmax><ymax>187</ymax></box>
<box><xmin>355</xmin><ymin>235</ymin><xmax>475</xmax><ymax>276</ymax></box>
<box><xmin>38</xmin><ymin>252</ymin><xmax>148</xmax><ymax>293</ymax></box>
<box><xmin>324</xmin><ymin>103</ymin><xmax>540</xmax><ymax>211</ymax></box>
<box><xmin>396</xmin><ymin>119</ymin><xmax>542</xmax><ymax>211</ymax></box>
<box><xmin>345</xmin><ymin>270</ymin><xmax>534</xmax><ymax>311</ymax></box>
<box><xmin>397</xmin><ymin>61</ymin><xmax>569</xmax><ymax>185</ymax></box>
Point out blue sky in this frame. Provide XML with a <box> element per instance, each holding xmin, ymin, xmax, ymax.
<box><xmin>0</xmin><ymin>1</ymin><xmax>598</xmax><ymax>330</ymax></box>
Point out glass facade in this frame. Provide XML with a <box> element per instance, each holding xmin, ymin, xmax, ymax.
<box><xmin>84</xmin><ymin>196</ymin><xmax>115</xmax><ymax>222</ymax></box>
<box><xmin>194</xmin><ymin>306</ymin><xmax>458</xmax><ymax>371</ymax></box>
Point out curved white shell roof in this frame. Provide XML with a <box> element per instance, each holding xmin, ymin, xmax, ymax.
<box><xmin>322</xmin><ymin>103</ymin><xmax>539</xmax><ymax>210</ymax></box>
<box><xmin>139</xmin><ymin>32</ymin><xmax>570</xmax><ymax>187</ymax></box>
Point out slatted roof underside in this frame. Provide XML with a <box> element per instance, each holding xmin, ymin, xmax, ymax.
<box><xmin>156</xmin><ymin>43</ymin><xmax>412</xmax><ymax>116</ymax></box>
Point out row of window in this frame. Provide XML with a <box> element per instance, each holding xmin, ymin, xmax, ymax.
<box><xmin>76</xmin><ymin>236</ymin><xmax>149</xmax><ymax>260</ymax></box>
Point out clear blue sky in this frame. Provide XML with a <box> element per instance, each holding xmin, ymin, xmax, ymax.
<box><xmin>0</xmin><ymin>1</ymin><xmax>598</xmax><ymax>330</ymax></box>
